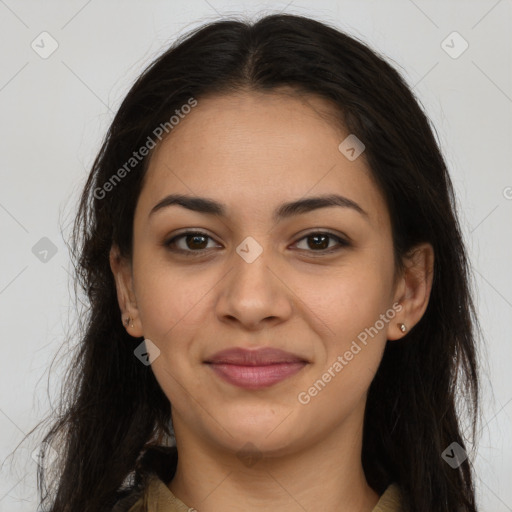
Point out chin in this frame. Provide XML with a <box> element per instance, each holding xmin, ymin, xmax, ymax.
<box><xmin>212</xmin><ymin>407</ymin><xmax>303</xmax><ymax>452</ymax></box>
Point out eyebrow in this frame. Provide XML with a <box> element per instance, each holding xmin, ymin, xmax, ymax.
<box><xmin>149</xmin><ymin>193</ymin><xmax>368</xmax><ymax>222</ymax></box>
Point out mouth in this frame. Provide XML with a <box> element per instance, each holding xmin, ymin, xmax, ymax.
<box><xmin>204</xmin><ymin>347</ymin><xmax>308</xmax><ymax>390</ymax></box>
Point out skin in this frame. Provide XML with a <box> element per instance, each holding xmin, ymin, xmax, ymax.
<box><xmin>110</xmin><ymin>89</ymin><xmax>434</xmax><ymax>512</ymax></box>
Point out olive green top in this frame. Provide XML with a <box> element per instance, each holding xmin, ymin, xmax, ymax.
<box><xmin>123</xmin><ymin>474</ymin><xmax>403</xmax><ymax>512</ymax></box>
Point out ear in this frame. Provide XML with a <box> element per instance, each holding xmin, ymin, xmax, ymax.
<box><xmin>109</xmin><ymin>244</ymin><xmax>144</xmax><ymax>338</ymax></box>
<box><xmin>388</xmin><ymin>242</ymin><xmax>434</xmax><ymax>340</ymax></box>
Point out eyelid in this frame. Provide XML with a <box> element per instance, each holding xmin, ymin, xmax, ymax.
<box><xmin>292</xmin><ymin>229</ymin><xmax>351</xmax><ymax>245</ymax></box>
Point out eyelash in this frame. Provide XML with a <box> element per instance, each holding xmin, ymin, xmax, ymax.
<box><xmin>163</xmin><ymin>230</ymin><xmax>351</xmax><ymax>257</ymax></box>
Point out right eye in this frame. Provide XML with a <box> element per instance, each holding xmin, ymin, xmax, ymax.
<box><xmin>164</xmin><ymin>231</ymin><xmax>221</xmax><ymax>256</ymax></box>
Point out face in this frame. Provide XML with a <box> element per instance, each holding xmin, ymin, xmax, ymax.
<box><xmin>114</xmin><ymin>89</ymin><xmax>411</xmax><ymax>459</ymax></box>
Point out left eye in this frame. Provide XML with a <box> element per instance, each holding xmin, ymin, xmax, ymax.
<box><xmin>294</xmin><ymin>232</ymin><xmax>349</xmax><ymax>253</ymax></box>
<box><xmin>164</xmin><ymin>231</ymin><xmax>349</xmax><ymax>256</ymax></box>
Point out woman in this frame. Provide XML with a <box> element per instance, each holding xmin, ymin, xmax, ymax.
<box><xmin>36</xmin><ymin>13</ymin><xmax>480</xmax><ymax>512</ymax></box>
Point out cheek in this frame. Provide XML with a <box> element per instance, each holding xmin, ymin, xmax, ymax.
<box><xmin>134</xmin><ymin>267</ymin><xmax>203</xmax><ymax>406</ymax></box>
<box><xmin>310</xmin><ymin>257</ymin><xmax>394</xmax><ymax>336</ymax></box>
<box><xmin>132</xmin><ymin>260</ymin><xmax>221</xmax><ymax>394</ymax></box>
<box><xmin>134</xmin><ymin>258</ymin><xmax>212</xmax><ymax>340</ymax></box>
<box><xmin>297</xmin><ymin>278</ymin><xmax>394</xmax><ymax>422</ymax></box>
<box><xmin>307</xmin><ymin>254</ymin><xmax>395</xmax><ymax>380</ymax></box>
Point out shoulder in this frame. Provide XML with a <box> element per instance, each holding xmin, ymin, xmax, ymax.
<box><xmin>112</xmin><ymin>473</ymin><xmax>191</xmax><ymax>512</ymax></box>
<box><xmin>372</xmin><ymin>483</ymin><xmax>405</xmax><ymax>512</ymax></box>
<box><xmin>110</xmin><ymin>489</ymin><xmax>144</xmax><ymax>512</ymax></box>
<box><xmin>110</xmin><ymin>445</ymin><xmax>179</xmax><ymax>512</ymax></box>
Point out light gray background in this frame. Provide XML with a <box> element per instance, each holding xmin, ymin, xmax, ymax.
<box><xmin>0</xmin><ymin>1</ymin><xmax>511</xmax><ymax>510</ymax></box>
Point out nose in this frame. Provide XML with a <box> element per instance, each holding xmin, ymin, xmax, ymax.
<box><xmin>215</xmin><ymin>245</ymin><xmax>294</xmax><ymax>331</ymax></box>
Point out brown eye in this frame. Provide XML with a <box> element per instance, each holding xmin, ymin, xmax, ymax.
<box><xmin>183</xmin><ymin>233</ymin><xmax>209</xmax><ymax>250</ymax></box>
<box><xmin>294</xmin><ymin>232</ymin><xmax>350</xmax><ymax>253</ymax></box>
<box><xmin>164</xmin><ymin>231</ymin><xmax>220</xmax><ymax>255</ymax></box>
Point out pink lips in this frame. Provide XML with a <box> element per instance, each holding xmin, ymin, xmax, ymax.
<box><xmin>205</xmin><ymin>347</ymin><xmax>307</xmax><ymax>390</ymax></box>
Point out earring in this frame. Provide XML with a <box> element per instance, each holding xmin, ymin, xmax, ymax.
<box><xmin>124</xmin><ymin>317</ymin><xmax>134</xmax><ymax>328</ymax></box>
<box><xmin>398</xmin><ymin>323</ymin><xmax>407</xmax><ymax>333</ymax></box>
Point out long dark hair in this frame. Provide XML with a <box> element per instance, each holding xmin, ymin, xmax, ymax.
<box><xmin>31</xmin><ymin>13</ymin><xmax>480</xmax><ymax>511</ymax></box>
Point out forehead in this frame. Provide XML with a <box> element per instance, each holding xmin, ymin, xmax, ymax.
<box><xmin>137</xmin><ymin>90</ymin><xmax>389</xmax><ymax>229</ymax></box>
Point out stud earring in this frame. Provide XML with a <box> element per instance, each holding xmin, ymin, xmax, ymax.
<box><xmin>398</xmin><ymin>323</ymin><xmax>407</xmax><ymax>333</ymax></box>
<box><xmin>124</xmin><ymin>317</ymin><xmax>134</xmax><ymax>328</ymax></box>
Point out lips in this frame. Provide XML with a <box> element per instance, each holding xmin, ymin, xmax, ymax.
<box><xmin>205</xmin><ymin>347</ymin><xmax>308</xmax><ymax>389</ymax></box>
<box><xmin>206</xmin><ymin>347</ymin><xmax>306</xmax><ymax>366</ymax></box>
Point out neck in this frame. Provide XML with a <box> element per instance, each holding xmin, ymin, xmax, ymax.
<box><xmin>168</xmin><ymin>404</ymin><xmax>380</xmax><ymax>512</ymax></box>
